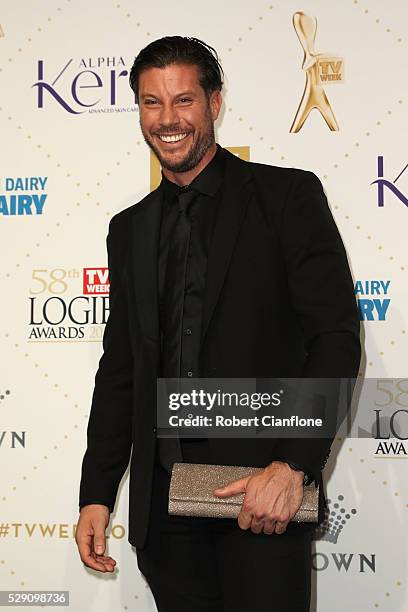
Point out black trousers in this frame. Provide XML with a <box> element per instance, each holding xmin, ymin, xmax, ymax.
<box><xmin>135</xmin><ymin>440</ymin><xmax>312</xmax><ymax>612</ymax></box>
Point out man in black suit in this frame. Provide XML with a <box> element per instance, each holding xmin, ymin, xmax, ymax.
<box><xmin>76</xmin><ymin>36</ymin><xmax>361</xmax><ymax>611</ymax></box>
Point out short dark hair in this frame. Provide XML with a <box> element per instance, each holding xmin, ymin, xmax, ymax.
<box><xmin>129</xmin><ymin>36</ymin><xmax>224</xmax><ymax>104</ymax></box>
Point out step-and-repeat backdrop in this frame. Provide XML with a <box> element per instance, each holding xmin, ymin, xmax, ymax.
<box><xmin>1</xmin><ymin>1</ymin><xmax>407</xmax><ymax>610</ymax></box>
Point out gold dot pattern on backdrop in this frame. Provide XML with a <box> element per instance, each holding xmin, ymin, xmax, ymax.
<box><xmin>352</xmin><ymin>1</ymin><xmax>405</xmax><ymax>44</ymax></box>
<box><xmin>0</xmin><ymin>97</ymin><xmax>138</xmax><ymax>274</ymax></box>
<box><xmin>0</xmin><ymin>334</ymin><xmax>83</xmax><ymax>502</ymax></box>
<box><xmin>321</xmin><ymin>98</ymin><xmax>404</xmax><ymax>174</ymax></box>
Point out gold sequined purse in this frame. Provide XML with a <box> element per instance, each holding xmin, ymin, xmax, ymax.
<box><xmin>168</xmin><ymin>462</ymin><xmax>319</xmax><ymax>522</ymax></box>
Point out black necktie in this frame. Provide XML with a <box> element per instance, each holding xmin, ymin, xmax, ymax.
<box><xmin>158</xmin><ymin>187</ymin><xmax>197</xmax><ymax>472</ymax></box>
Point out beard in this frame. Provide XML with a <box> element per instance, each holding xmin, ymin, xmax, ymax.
<box><xmin>140</xmin><ymin>104</ymin><xmax>215</xmax><ymax>173</ymax></box>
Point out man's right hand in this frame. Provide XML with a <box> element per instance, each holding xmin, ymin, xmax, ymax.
<box><xmin>75</xmin><ymin>504</ymin><xmax>117</xmax><ymax>572</ymax></box>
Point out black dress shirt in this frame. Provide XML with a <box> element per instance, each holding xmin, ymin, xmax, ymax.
<box><xmin>158</xmin><ymin>144</ymin><xmax>226</xmax><ymax>380</ymax></box>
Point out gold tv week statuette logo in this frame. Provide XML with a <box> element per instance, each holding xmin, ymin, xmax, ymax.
<box><xmin>290</xmin><ymin>11</ymin><xmax>344</xmax><ymax>133</ymax></box>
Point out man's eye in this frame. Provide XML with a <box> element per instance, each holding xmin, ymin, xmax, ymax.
<box><xmin>145</xmin><ymin>99</ymin><xmax>158</xmax><ymax>105</ymax></box>
<box><xmin>179</xmin><ymin>98</ymin><xmax>192</xmax><ymax>103</ymax></box>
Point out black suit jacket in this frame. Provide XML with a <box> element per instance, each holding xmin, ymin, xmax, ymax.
<box><xmin>79</xmin><ymin>147</ymin><xmax>361</xmax><ymax>549</ymax></box>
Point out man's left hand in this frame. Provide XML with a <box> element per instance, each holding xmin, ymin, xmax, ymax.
<box><xmin>213</xmin><ymin>461</ymin><xmax>304</xmax><ymax>535</ymax></box>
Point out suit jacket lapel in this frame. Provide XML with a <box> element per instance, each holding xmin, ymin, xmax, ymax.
<box><xmin>131</xmin><ymin>187</ymin><xmax>162</xmax><ymax>347</ymax></box>
<box><xmin>200</xmin><ymin>150</ymin><xmax>253</xmax><ymax>345</ymax></box>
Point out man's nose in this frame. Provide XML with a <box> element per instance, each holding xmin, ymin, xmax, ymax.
<box><xmin>159</xmin><ymin>103</ymin><xmax>179</xmax><ymax>127</ymax></box>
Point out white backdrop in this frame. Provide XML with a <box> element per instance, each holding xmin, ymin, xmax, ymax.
<box><xmin>1</xmin><ymin>1</ymin><xmax>407</xmax><ymax>610</ymax></box>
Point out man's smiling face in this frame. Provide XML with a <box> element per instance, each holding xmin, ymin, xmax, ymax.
<box><xmin>138</xmin><ymin>62</ymin><xmax>221</xmax><ymax>174</ymax></box>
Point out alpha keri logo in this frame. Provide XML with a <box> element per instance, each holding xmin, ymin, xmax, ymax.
<box><xmin>371</xmin><ymin>156</ymin><xmax>408</xmax><ymax>208</ymax></box>
<box><xmin>32</xmin><ymin>57</ymin><xmax>136</xmax><ymax>115</ymax></box>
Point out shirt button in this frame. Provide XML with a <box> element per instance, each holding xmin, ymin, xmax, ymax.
<box><xmin>186</xmin><ymin>328</ymin><xmax>192</xmax><ymax>335</ymax></box>
<box><xmin>153</xmin><ymin>427</ymin><xmax>157</xmax><ymax>434</ymax></box>
<box><xmin>187</xmin><ymin>370</ymin><xmax>193</xmax><ymax>377</ymax></box>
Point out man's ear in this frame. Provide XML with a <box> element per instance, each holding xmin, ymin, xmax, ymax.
<box><xmin>209</xmin><ymin>89</ymin><xmax>222</xmax><ymax>121</ymax></box>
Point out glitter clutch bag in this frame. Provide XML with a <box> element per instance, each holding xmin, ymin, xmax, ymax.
<box><xmin>168</xmin><ymin>462</ymin><xmax>319</xmax><ymax>522</ymax></box>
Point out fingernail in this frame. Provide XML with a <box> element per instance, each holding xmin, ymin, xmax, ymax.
<box><xmin>96</xmin><ymin>546</ymin><xmax>103</xmax><ymax>554</ymax></box>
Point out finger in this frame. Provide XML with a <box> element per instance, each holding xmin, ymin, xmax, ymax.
<box><xmin>77</xmin><ymin>536</ymin><xmax>97</xmax><ymax>567</ymax></box>
<box><xmin>93</xmin><ymin>530</ymin><xmax>107</xmax><ymax>556</ymax></box>
<box><xmin>82</xmin><ymin>549</ymin><xmax>113</xmax><ymax>572</ymax></box>
<box><xmin>237</xmin><ymin>508</ymin><xmax>252</xmax><ymax>530</ymax></box>
<box><xmin>213</xmin><ymin>476</ymin><xmax>249</xmax><ymax>497</ymax></box>
<box><xmin>262</xmin><ymin>519</ymin><xmax>276</xmax><ymax>535</ymax></box>
<box><xmin>77</xmin><ymin>532</ymin><xmax>113</xmax><ymax>572</ymax></box>
<box><xmin>92</xmin><ymin>553</ymin><xmax>116</xmax><ymax>572</ymax></box>
<box><xmin>274</xmin><ymin>520</ymin><xmax>289</xmax><ymax>535</ymax></box>
<box><xmin>95</xmin><ymin>554</ymin><xmax>117</xmax><ymax>565</ymax></box>
<box><xmin>250</xmin><ymin>517</ymin><xmax>264</xmax><ymax>535</ymax></box>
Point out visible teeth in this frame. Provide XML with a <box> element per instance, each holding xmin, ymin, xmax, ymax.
<box><xmin>159</xmin><ymin>133</ymin><xmax>188</xmax><ymax>143</ymax></box>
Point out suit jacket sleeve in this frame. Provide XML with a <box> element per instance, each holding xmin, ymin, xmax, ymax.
<box><xmin>78</xmin><ymin>214</ymin><xmax>133</xmax><ymax>512</ymax></box>
<box><xmin>271</xmin><ymin>170</ymin><xmax>361</xmax><ymax>481</ymax></box>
